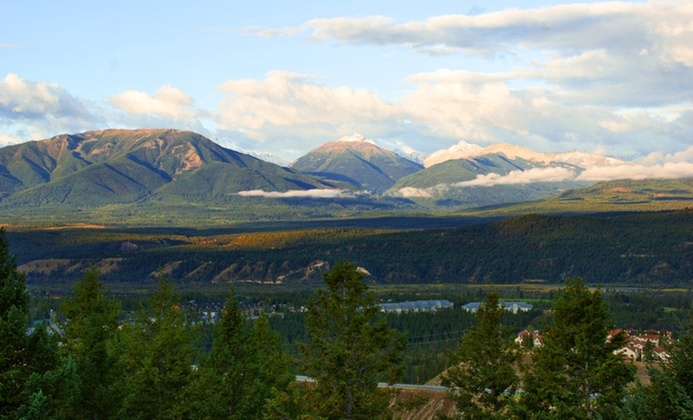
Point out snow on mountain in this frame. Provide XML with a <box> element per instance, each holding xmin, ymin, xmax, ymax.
<box><xmin>423</xmin><ymin>140</ymin><xmax>483</xmax><ymax>168</ymax></box>
<box><xmin>393</xmin><ymin>147</ymin><xmax>426</xmax><ymax>165</ymax></box>
<box><xmin>425</xmin><ymin>140</ymin><xmax>626</xmax><ymax>169</ymax></box>
<box><xmin>246</xmin><ymin>151</ymin><xmax>290</xmax><ymax>167</ymax></box>
<box><xmin>546</xmin><ymin>151</ymin><xmax>625</xmax><ymax>168</ymax></box>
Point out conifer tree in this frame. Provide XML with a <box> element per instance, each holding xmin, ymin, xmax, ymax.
<box><xmin>520</xmin><ymin>278</ymin><xmax>635</xmax><ymax>418</ymax></box>
<box><xmin>444</xmin><ymin>292</ymin><xmax>518</xmax><ymax>418</ymax></box>
<box><xmin>188</xmin><ymin>293</ymin><xmax>292</xmax><ymax>419</ymax></box>
<box><xmin>61</xmin><ymin>267</ymin><xmax>124</xmax><ymax>418</ymax></box>
<box><xmin>299</xmin><ymin>260</ymin><xmax>406</xmax><ymax>419</ymax></box>
<box><xmin>0</xmin><ymin>228</ymin><xmax>69</xmax><ymax>417</ymax></box>
<box><xmin>0</xmin><ymin>228</ymin><xmax>32</xmax><ymax>415</ymax></box>
<box><xmin>667</xmin><ymin>309</ymin><xmax>693</xmax><ymax>399</ymax></box>
<box><xmin>624</xmin><ymin>309</ymin><xmax>693</xmax><ymax>417</ymax></box>
<box><xmin>121</xmin><ymin>276</ymin><xmax>196</xmax><ymax>419</ymax></box>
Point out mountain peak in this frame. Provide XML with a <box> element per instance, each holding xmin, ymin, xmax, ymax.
<box><xmin>423</xmin><ymin>140</ymin><xmax>483</xmax><ymax>168</ymax></box>
<box><xmin>291</xmin><ymin>136</ymin><xmax>422</xmax><ymax>193</ymax></box>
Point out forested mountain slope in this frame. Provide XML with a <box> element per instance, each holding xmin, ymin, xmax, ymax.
<box><xmin>10</xmin><ymin>209</ymin><xmax>692</xmax><ymax>288</ymax></box>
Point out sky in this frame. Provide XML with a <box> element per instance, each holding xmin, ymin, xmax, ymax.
<box><xmin>1</xmin><ymin>0</ymin><xmax>692</xmax><ymax>167</ymax></box>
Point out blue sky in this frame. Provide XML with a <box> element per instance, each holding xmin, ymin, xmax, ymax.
<box><xmin>1</xmin><ymin>0</ymin><xmax>692</xmax><ymax>169</ymax></box>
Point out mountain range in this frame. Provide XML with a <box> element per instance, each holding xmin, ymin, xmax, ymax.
<box><xmin>0</xmin><ymin>129</ymin><xmax>331</xmax><ymax>207</ymax></box>
<box><xmin>0</xmin><ymin>128</ymin><xmax>690</xmax><ymax>224</ymax></box>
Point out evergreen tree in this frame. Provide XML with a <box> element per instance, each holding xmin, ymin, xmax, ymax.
<box><xmin>625</xmin><ymin>309</ymin><xmax>693</xmax><ymax>417</ymax></box>
<box><xmin>520</xmin><ymin>278</ymin><xmax>635</xmax><ymax>418</ymax></box>
<box><xmin>189</xmin><ymin>293</ymin><xmax>292</xmax><ymax>419</ymax></box>
<box><xmin>667</xmin><ymin>309</ymin><xmax>693</xmax><ymax>399</ymax></box>
<box><xmin>444</xmin><ymin>292</ymin><xmax>518</xmax><ymax>418</ymax></box>
<box><xmin>0</xmin><ymin>228</ymin><xmax>69</xmax><ymax>418</ymax></box>
<box><xmin>0</xmin><ymin>228</ymin><xmax>32</xmax><ymax>416</ymax></box>
<box><xmin>121</xmin><ymin>276</ymin><xmax>196</xmax><ymax>419</ymax></box>
<box><xmin>299</xmin><ymin>260</ymin><xmax>406</xmax><ymax>419</ymax></box>
<box><xmin>624</xmin><ymin>363</ymin><xmax>693</xmax><ymax>419</ymax></box>
<box><xmin>61</xmin><ymin>267</ymin><xmax>124</xmax><ymax>418</ymax></box>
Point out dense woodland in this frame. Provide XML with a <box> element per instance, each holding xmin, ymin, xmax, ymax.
<box><xmin>4</xmin><ymin>229</ymin><xmax>693</xmax><ymax>418</ymax></box>
<box><xmin>8</xmin><ymin>209</ymin><xmax>693</xmax><ymax>289</ymax></box>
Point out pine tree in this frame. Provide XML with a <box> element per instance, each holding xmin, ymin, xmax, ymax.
<box><xmin>61</xmin><ymin>267</ymin><xmax>124</xmax><ymax>418</ymax></box>
<box><xmin>188</xmin><ymin>293</ymin><xmax>292</xmax><ymax>419</ymax></box>
<box><xmin>299</xmin><ymin>260</ymin><xmax>406</xmax><ymax>419</ymax></box>
<box><xmin>520</xmin><ymin>278</ymin><xmax>635</xmax><ymax>418</ymax></box>
<box><xmin>0</xmin><ymin>228</ymin><xmax>74</xmax><ymax>418</ymax></box>
<box><xmin>625</xmin><ymin>309</ymin><xmax>693</xmax><ymax>417</ymax></box>
<box><xmin>0</xmin><ymin>228</ymin><xmax>32</xmax><ymax>416</ymax></box>
<box><xmin>121</xmin><ymin>276</ymin><xmax>196</xmax><ymax>419</ymax></box>
<box><xmin>444</xmin><ymin>292</ymin><xmax>518</xmax><ymax>418</ymax></box>
<box><xmin>667</xmin><ymin>309</ymin><xmax>693</xmax><ymax>399</ymax></box>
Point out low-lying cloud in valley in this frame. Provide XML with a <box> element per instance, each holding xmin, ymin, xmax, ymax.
<box><xmin>236</xmin><ymin>189</ymin><xmax>353</xmax><ymax>199</ymax></box>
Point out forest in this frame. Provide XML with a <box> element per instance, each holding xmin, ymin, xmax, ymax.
<box><xmin>4</xmin><ymin>228</ymin><xmax>693</xmax><ymax>418</ymax></box>
<box><xmin>7</xmin><ymin>208</ymin><xmax>693</xmax><ymax>289</ymax></box>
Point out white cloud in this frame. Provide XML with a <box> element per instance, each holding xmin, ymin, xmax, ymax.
<box><xmin>236</xmin><ymin>189</ymin><xmax>350</xmax><ymax>198</ymax></box>
<box><xmin>216</xmin><ymin>71</ymin><xmax>399</xmax><ymax>143</ymax></box>
<box><xmin>0</xmin><ymin>73</ymin><xmax>101</xmax><ymax>138</ymax></box>
<box><xmin>254</xmin><ymin>2</ymin><xmax>693</xmax><ymax>63</ymax></box>
<box><xmin>455</xmin><ymin>167</ymin><xmax>577</xmax><ymax>187</ymax></box>
<box><xmin>639</xmin><ymin>145</ymin><xmax>693</xmax><ymax>165</ymax></box>
<box><xmin>111</xmin><ymin>85</ymin><xmax>195</xmax><ymax>119</ymax></box>
<box><xmin>336</xmin><ymin>133</ymin><xmax>376</xmax><ymax>145</ymax></box>
<box><xmin>577</xmin><ymin>163</ymin><xmax>693</xmax><ymax>181</ymax></box>
<box><xmin>230</xmin><ymin>2</ymin><xmax>693</xmax><ymax>159</ymax></box>
<box><xmin>393</xmin><ymin>187</ymin><xmax>433</xmax><ymax>198</ymax></box>
<box><xmin>0</xmin><ymin>133</ymin><xmax>23</xmax><ymax>146</ymax></box>
<box><xmin>0</xmin><ymin>73</ymin><xmax>92</xmax><ymax>120</ymax></box>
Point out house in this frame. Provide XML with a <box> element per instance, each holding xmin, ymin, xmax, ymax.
<box><xmin>515</xmin><ymin>329</ymin><xmax>543</xmax><ymax>347</ymax></box>
<box><xmin>462</xmin><ymin>301</ymin><xmax>534</xmax><ymax>314</ymax></box>
<box><xmin>379</xmin><ymin>300</ymin><xmax>453</xmax><ymax>314</ymax></box>
<box><xmin>608</xmin><ymin>328</ymin><xmax>673</xmax><ymax>361</ymax></box>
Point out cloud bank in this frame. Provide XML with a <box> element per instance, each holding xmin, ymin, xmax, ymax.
<box><xmin>236</xmin><ymin>189</ymin><xmax>351</xmax><ymax>198</ymax></box>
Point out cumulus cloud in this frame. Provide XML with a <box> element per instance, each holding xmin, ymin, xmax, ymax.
<box><xmin>236</xmin><ymin>189</ymin><xmax>351</xmax><ymax>198</ymax></box>
<box><xmin>0</xmin><ymin>73</ymin><xmax>101</xmax><ymax>137</ymax></box>
<box><xmin>111</xmin><ymin>85</ymin><xmax>196</xmax><ymax>119</ymax></box>
<box><xmin>455</xmin><ymin>167</ymin><xmax>577</xmax><ymax>187</ymax></box>
<box><xmin>230</xmin><ymin>2</ymin><xmax>693</xmax><ymax>159</ymax></box>
<box><xmin>0</xmin><ymin>73</ymin><xmax>93</xmax><ymax>121</ymax></box>
<box><xmin>215</xmin><ymin>70</ymin><xmax>399</xmax><ymax>141</ymax></box>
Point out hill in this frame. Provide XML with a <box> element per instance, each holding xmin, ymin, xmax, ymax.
<box><xmin>290</xmin><ymin>138</ymin><xmax>423</xmax><ymax>193</ymax></box>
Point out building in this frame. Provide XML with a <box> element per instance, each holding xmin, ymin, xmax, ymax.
<box><xmin>379</xmin><ymin>300</ymin><xmax>453</xmax><ymax>314</ymax></box>
<box><xmin>462</xmin><ymin>301</ymin><xmax>534</xmax><ymax>314</ymax></box>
